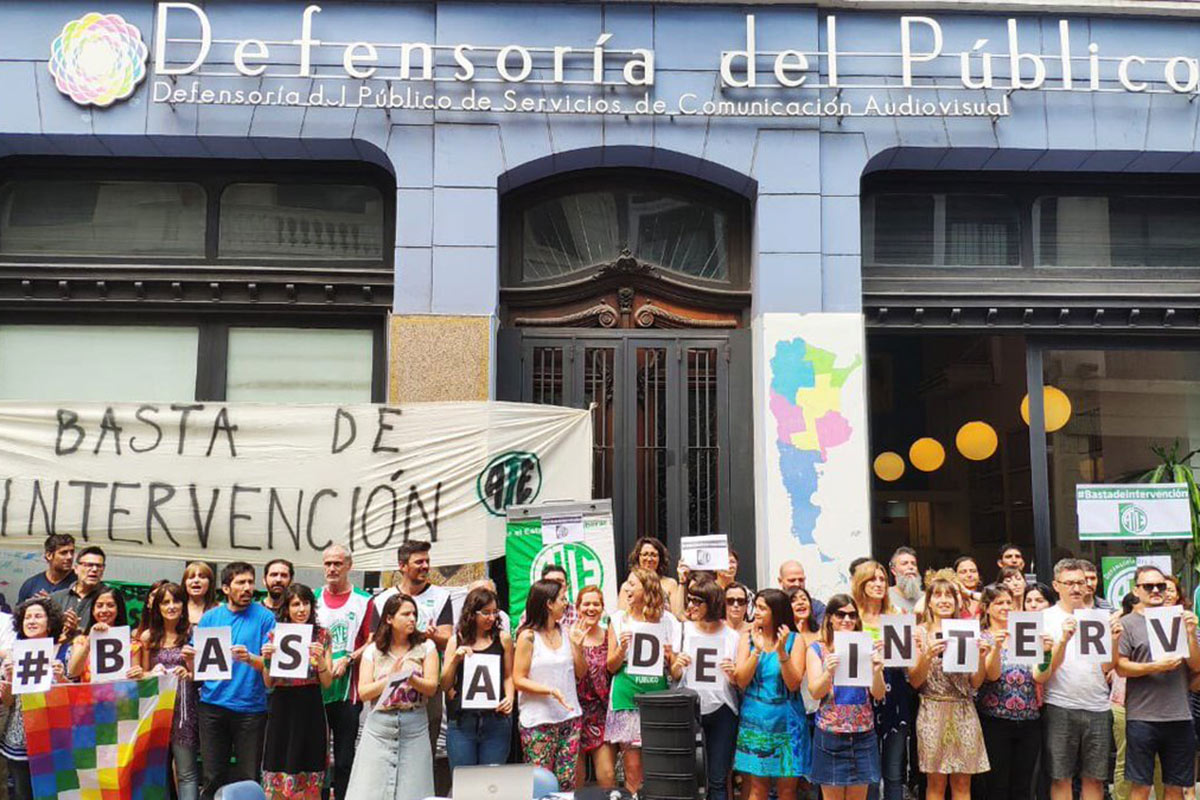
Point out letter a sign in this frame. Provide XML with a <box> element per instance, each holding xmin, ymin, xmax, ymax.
<box><xmin>461</xmin><ymin>653</ymin><xmax>503</xmax><ymax>710</ymax></box>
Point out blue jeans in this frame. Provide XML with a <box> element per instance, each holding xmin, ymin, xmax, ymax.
<box><xmin>702</xmin><ymin>705</ymin><xmax>738</xmax><ymax>800</ymax></box>
<box><xmin>866</xmin><ymin>727</ymin><xmax>908</xmax><ymax>800</ymax></box>
<box><xmin>446</xmin><ymin>712</ymin><xmax>513</xmax><ymax>768</ymax></box>
<box><xmin>172</xmin><ymin>740</ymin><xmax>200</xmax><ymax>800</ymax></box>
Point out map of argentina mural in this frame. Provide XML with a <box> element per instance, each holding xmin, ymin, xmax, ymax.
<box><xmin>759</xmin><ymin>314</ymin><xmax>872</xmax><ymax>599</ymax></box>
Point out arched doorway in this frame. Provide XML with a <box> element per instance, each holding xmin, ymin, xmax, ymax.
<box><xmin>497</xmin><ymin>169</ymin><xmax>756</xmax><ymax>570</ymax></box>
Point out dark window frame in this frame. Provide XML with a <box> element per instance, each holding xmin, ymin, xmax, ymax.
<box><xmin>501</xmin><ymin>168</ymin><xmax>752</xmax><ymax>291</ymax></box>
<box><xmin>0</xmin><ymin>157</ymin><xmax>395</xmax><ymax>270</ymax></box>
<box><xmin>0</xmin><ymin>309</ymin><xmax>387</xmax><ymax>403</ymax></box>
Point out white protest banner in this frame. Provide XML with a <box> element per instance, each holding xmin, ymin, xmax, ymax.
<box><xmin>270</xmin><ymin>624</ymin><xmax>314</xmax><ymax>680</ymax></box>
<box><xmin>89</xmin><ymin>625</ymin><xmax>131</xmax><ymax>683</ymax></box>
<box><xmin>881</xmin><ymin>614</ymin><xmax>917</xmax><ymax>667</ymax></box>
<box><xmin>941</xmin><ymin>619</ymin><xmax>980</xmax><ymax>673</ymax></box>
<box><xmin>1071</xmin><ymin>608</ymin><xmax>1112</xmax><ymax>664</ymax></box>
<box><xmin>680</xmin><ymin>535</ymin><xmax>729</xmax><ymax>572</ymax></box>
<box><xmin>1006</xmin><ymin>612</ymin><xmax>1044</xmax><ymax>666</ymax></box>
<box><xmin>685</xmin><ymin>633</ymin><xmax>729</xmax><ymax>687</ymax></box>
<box><xmin>832</xmin><ymin>631</ymin><xmax>874</xmax><ymax>687</ymax></box>
<box><xmin>626</xmin><ymin>622</ymin><xmax>667</xmax><ymax>677</ymax></box>
<box><xmin>0</xmin><ymin>402</ymin><xmax>592</xmax><ymax>569</ymax></box>
<box><xmin>11</xmin><ymin>638</ymin><xmax>56</xmax><ymax>695</ymax></box>
<box><xmin>1076</xmin><ymin>484</ymin><xmax>1192</xmax><ymax>540</ymax></box>
<box><xmin>193</xmin><ymin>627</ymin><xmax>233</xmax><ymax>681</ymax></box>
<box><xmin>461</xmin><ymin>652</ymin><xmax>503</xmax><ymax>710</ymax></box>
<box><xmin>543</xmin><ymin>514</ymin><xmax>584</xmax><ymax>544</ymax></box>
<box><xmin>1145</xmin><ymin>606</ymin><xmax>1190</xmax><ymax>662</ymax></box>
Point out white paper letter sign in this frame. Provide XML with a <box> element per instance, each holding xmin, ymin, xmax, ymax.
<box><xmin>626</xmin><ymin>622</ymin><xmax>666</xmax><ymax>677</ymax></box>
<box><xmin>462</xmin><ymin>652</ymin><xmax>503</xmax><ymax>710</ymax></box>
<box><xmin>941</xmin><ymin>619</ymin><xmax>980</xmax><ymax>673</ymax></box>
<box><xmin>680</xmin><ymin>535</ymin><xmax>730</xmax><ymax>572</ymax></box>
<box><xmin>881</xmin><ymin>614</ymin><xmax>917</xmax><ymax>667</ymax></box>
<box><xmin>194</xmin><ymin>627</ymin><xmax>234</xmax><ymax>681</ymax></box>
<box><xmin>1007</xmin><ymin>612</ymin><xmax>1044</xmax><ymax>666</ymax></box>
<box><xmin>11</xmin><ymin>638</ymin><xmax>56</xmax><ymax>695</ymax></box>
<box><xmin>1072</xmin><ymin>609</ymin><xmax>1112</xmax><ymax>664</ymax></box>
<box><xmin>270</xmin><ymin>624</ymin><xmax>314</xmax><ymax>680</ymax></box>
<box><xmin>90</xmin><ymin>625</ymin><xmax>131</xmax><ymax>683</ymax></box>
<box><xmin>543</xmin><ymin>514</ymin><xmax>584</xmax><ymax>544</ymax></box>
<box><xmin>685</xmin><ymin>633</ymin><xmax>728</xmax><ymax>687</ymax></box>
<box><xmin>833</xmin><ymin>631</ymin><xmax>874</xmax><ymax>687</ymax></box>
<box><xmin>1145</xmin><ymin>606</ymin><xmax>1189</xmax><ymax>661</ymax></box>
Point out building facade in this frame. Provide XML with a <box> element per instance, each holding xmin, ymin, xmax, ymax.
<box><xmin>2</xmin><ymin>0</ymin><xmax>1199</xmax><ymax>597</ymax></box>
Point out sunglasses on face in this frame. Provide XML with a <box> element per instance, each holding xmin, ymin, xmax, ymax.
<box><xmin>1138</xmin><ymin>582</ymin><xmax>1167</xmax><ymax>594</ymax></box>
<box><xmin>726</xmin><ymin>597</ymin><xmax>747</xmax><ymax>606</ymax></box>
<box><xmin>686</xmin><ymin>595</ymin><xmax>706</xmax><ymax>607</ymax></box>
<box><xmin>832</xmin><ymin>610</ymin><xmax>859</xmax><ymax>620</ymax></box>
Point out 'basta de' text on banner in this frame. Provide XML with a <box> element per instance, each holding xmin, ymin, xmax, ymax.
<box><xmin>0</xmin><ymin>401</ymin><xmax>592</xmax><ymax>569</ymax></box>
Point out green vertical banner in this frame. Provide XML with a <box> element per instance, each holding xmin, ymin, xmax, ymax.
<box><xmin>505</xmin><ymin>501</ymin><xmax>618</xmax><ymax>629</ymax></box>
<box><xmin>1100</xmin><ymin>553</ymin><xmax>1172</xmax><ymax>608</ymax></box>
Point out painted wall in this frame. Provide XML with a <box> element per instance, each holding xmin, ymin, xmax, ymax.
<box><xmin>4</xmin><ymin>1</ymin><xmax>1200</xmax><ymax>587</ymax></box>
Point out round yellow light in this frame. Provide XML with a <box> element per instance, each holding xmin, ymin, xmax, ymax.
<box><xmin>955</xmin><ymin>421</ymin><xmax>999</xmax><ymax>461</ymax></box>
<box><xmin>873</xmin><ymin>451</ymin><xmax>906</xmax><ymax>482</ymax></box>
<box><xmin>909</xmin><ymin>438</ymin><xmax>946</xmax><ymax>472</ymax></box>
<box><xmin>1020</xmin><ymin>386</ymin><xmax>1073</xmax><ymax>432</ymax></box>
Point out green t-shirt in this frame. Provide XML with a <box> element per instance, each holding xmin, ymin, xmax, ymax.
<box><xmin>315</xmin><ymin>585</ymin><xmax>374</xmax><ymax>704</ymax></box>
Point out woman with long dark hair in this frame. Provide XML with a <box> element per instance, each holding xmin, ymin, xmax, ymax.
<box><xmin>346</xmin><ymin>593</ymin><xmax>438</xmax><ymax>800</ymax></box>
<box><xmin>672</xmin><ymin>579</ymin><xmax>740</xmax><ymax>800</ymax></box>
<box><xmin>441</xmin><ymin>586</ymin><xmax>514</xmax><ymax>769</ymax></box>
<box><xmin>139</xmin><ymin>583</ymin><xmax>199</xmax><ymax>800</ymax></box>
<box><xmin>66</xmin><ymin>586</ymin><xmax>141</xmax><ymax>682</ymax></box>
<box><xmin>726</xmin><ymin>583</ymin><xmax>753</xmax><ymax>634</ymax></box>
<box><xmin>182</xmin><ymin>562</ymin><xmax>218</xmax><ymax>626</ymax></box>
<box><xmin>573</xmin><ymin>585</ymin><xmax>614</xmax><ymax>788</ymax></box>
<box><xmin>806</xmin><ymin>593</ymin><xmax>886</xmax><ymax>800</ymax></box>
<box><xmin>515</xmin><ymin>578</ymin><xmax>584</xmax><ymax>791</ymax></box>
<box><xmin>2</xmin><ymin>598</ymin><xmax>66</xmax><ymax>800</ymax></box>
<box><xmin>261</xmin><ymin>583</ymin><xmax>332</xmax><ymax>800</ymax></box>
<box><xmin>733</xmin><ymin>587</ymin><xmax>809</xmax><ymax>800</ymax></box>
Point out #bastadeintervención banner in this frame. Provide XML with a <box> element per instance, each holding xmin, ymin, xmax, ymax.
<box><xmin>0</xmin><ymin>401</ymin><xmax>592</xmax><ymax>570</ymax></box>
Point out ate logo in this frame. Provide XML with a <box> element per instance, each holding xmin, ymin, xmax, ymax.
<box><xmin>476</xmin><ymin>451</ymin><xmax>542</xmax><ymax>516</ymax></box>
<box><xmin>1119</xmin><ymin>503</ymin><xmax>1150</xmax><ymax>536</ymax></box>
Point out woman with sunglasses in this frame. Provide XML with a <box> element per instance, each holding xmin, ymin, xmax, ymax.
<box><xmin>671</xmin><ymin>580</ymin><xmax>741</xmax><ymax>800</ymax></box>
<box><xmin>909</xmin><ymin>575</ymin><xmax>990</xmax><ymax>800</ymax></box>
<box><xmin>441</xmin><ymin>586</ymin><xmax>514</xmax><ymax>770</ymax></box>
<box><xmin>806</xmin><ymin>594</ymin><xmax>886</xmax><ymax>800</ymax></box>
<box><xmin>725</xmin><ymin>584</ymin><xmax>752</xmax><ymax>635</ymax></box>
<box><xmin>733</xmin><ymin>587</ymin><xmax>809</xmax><ymax>800</ymax></box>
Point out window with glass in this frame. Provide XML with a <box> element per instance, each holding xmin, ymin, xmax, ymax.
<box><xmin>506</xmin><ymin>172</ymin><xmax>748</xmax><ymax>286</ymax></box>
<box><xmin>1035</xmin><ymin>195</ymin><xmax>1200</xmax><ymax>267</ymax></box>
<box><xmin>225</xmin><ymin>328</ymin><xmax>375</xmax><ymax>403</ymax></box>
<box><xmin>219</xmin><ymin>183</ymin><xmax>384</xmax><ymax>261</ymax></box>
<box><xmin>864</xmin><ymin>193</ymin><xmax>1021</xmax><ymax>267</ymax></box>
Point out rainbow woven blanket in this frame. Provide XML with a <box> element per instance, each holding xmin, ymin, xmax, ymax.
<box><xmin>21</xmin><ymin>674</ymin><xmax>178</xmax><ymax>800</ymax></box>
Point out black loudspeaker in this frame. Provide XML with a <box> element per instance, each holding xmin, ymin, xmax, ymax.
<box><xmin>634</xmin><ymin>689</ymin><xmax>702</xmax><ymax>800</ymax></box>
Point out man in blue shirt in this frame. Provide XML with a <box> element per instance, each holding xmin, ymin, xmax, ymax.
<box><xmin>194</xmin><ymin>562</ymin><xmax>276</xmax><ymax>800</ymax></box>
<box><xmin>17</xmin><ymin>533</ymin><xmax>75</xmax><ymax>602</ymax></box>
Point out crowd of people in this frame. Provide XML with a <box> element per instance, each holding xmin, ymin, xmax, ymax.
<box><xmin>1</xmin><ymin>532</ymin><xmax>1199</xmax><ymax>800</ymax></box>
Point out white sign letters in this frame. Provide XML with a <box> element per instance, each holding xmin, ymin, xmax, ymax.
<box><xmin>89</xmin><ymin>625</ymin><xmax>131</xmax><ymax>683</ymax></box>
<box><xmin>11</xmin><ymin>638</ymin><xmax>56</xmax><ymax>695</ymax></box>
<box><xmin>941</xmin><ymin>620</ymin><xmax>980</xmax><ymax>673</ymax></box>
<box><xmin>1072</xmin><ymin>609</ymin><xmax>1112</xmax><ymax>664</ymax></box>
<box><xmin>461</xmin><ymin>653</ymin><xmax>504</xmax><ymax>710</ymax></box>
<box><xmin>269</xmin><ymin>624</ymin><xmax>314</xmax><ymax>680</ymax></box>
<box><xmin>680</xmin><ymin>535</ymin><xmax>729</xmax><ymax>572</ymax></box>
<box><xmin>626</xmin><ymin>623</ymin><xmax>667</xmax><ymax>678</ymax></box>
<box><xmin>1006</xmin><ymin>612</ymin><xmax>1044</xmax><ymax>666</ymax></box>
<box><xmin>881</xmin><ymin>614</ymin><xmax>917</xmax><ymax>668</ymax></box>
<box><xmin>193</xmin><ymin>627</ymin><xmax>233</xmax><ymax>682</ymax></box>
<box><xmin>833</xmin><ymin>631</ymin><xmax>874</xmax><ymax>687</ymax></box>
<box><xmin>1145</xmin><ymin>607</ymin><xmax>1190</xmax><ymax>662</ymax></box>
<box><xmin>685</xmin><ymin>633</ymin><xmax>729</xmax><ymax>687</ymax></box>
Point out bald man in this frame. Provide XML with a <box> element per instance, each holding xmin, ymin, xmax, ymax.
<box><xmin>779</xmin><ymin>560</ymin><xmax>825</xmax><ymax>622</ymax></box>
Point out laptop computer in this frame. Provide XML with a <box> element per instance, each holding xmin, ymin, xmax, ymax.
<box><xmin>451</xmin><ymin>764</ymin><xmax>536</xmax><ymax>800</ymax></box>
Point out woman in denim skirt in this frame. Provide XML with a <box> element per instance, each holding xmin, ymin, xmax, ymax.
<box><xmin>806</xmin><ymin>593</ymin><xmax>887</xmax><ymax>800</ymax></box>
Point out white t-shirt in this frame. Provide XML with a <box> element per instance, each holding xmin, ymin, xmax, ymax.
<box><xmin>1043</xmin><ymin>603</ymin><xmax>1111</xmax><ymax>712</ymax></box>
<box><xmin>372</xmin><ymin>583</ymin><xmax>452</xmax><ymax>631</ymax></box>
<box><xmin>678</xmin><ymin>622</ymin><xmax>740</xmax><ymax>716</ymax></box>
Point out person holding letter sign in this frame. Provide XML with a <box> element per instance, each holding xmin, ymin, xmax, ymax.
<box><xmin>733</xmin><ymin>588</ymin><xmax>809</xmax><ymax>799</ymax></box>
<box><xmin>65</xmin><ymin>586</ymin><xmax>142</xmax><ymax>683</ymax></box>
<box><xmin>672</xmin><ymin>580</ymin><xmax>740</xmax><ymax>800</ymax></box>
<box><xmin>139</xmin><ymin>583</ymin><xmax>200</xmax><ymax>800</ymax></box>
<box><xmin>346</xmin><ymin>593</ymin><xmax>438</xmax><ymax>800</ymax></box>
<box><xmin>0</xmin><ymin>598</ymin><xmax>66</xmax><ymax>800</ymax></box>
<box><xmin>806</xmin><ymin>593</ymin><xmax>885</xmax><ymax>799</ymax></box>
<box><xmin>515</xmin><ymin>579</ymin><xmax>584</xmax><ymax>792</ymax></box>
<box><xmin>1040</xmin><ymin>558</ymin><xmax>1123</xmax><ymax>800</ymax></box>
<box><xmin>976</xmin><ymin>583</ymin><xmax>1052</xmax><ymax>800</ymax></box>
<box><xmin>908</xmin><ymin>574</ymin><xmax>990</xmax><ymax>798</ymax></box>
<box><xmin>606</xmin><ymin>568</ymin><xmax>680</xmax><ymax>795</ymax></box>
<box><xmin>440</xmin><ymin>586</ymin><xmax>514</xmax><ymax>770</ymax></box>
<box><xmin>1115</xmin><ymin>566</ymin><xmax>1200</xmax><ymax>800</ymax></box>
<box><xmin>261</xmin><ymin>584</ymin><xmax>332</xmax><ymax>800</ymax></box>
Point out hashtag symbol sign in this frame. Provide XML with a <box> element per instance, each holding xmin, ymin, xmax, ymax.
<box><xmin>16</xmin><ymin>648</ymin><xmax>49</xmax><ymax>685</ymax></box>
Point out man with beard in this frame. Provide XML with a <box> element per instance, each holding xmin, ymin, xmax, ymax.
<box><xmin>260</xmin><ymin>558</ymin><xmax>293</xmax><ymax>613</ymax></box>
<box><xmin>888</xmin><ymin>546</ymin><xmax>922</xmax><ymax>612</ymax></box>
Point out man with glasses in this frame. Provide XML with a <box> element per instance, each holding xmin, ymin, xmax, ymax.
<box><xmin>1115</xmin><ymin>566</ymin><xmax>1200</xmax><ymax>800</ymax></box>
<box><xmin>50</xmin><ymin>545</ymin><xmax>125</xmax><ymax>637</ymax></box>
<box><xmin>315</xmin><ymin>544</ymin><xmax>374</xmax><ymax>800</ymax></box>
<box><xmin>1041</xmin><ymin>558</ymin><xmax>1123</xmax><ymax>800</ymax></box>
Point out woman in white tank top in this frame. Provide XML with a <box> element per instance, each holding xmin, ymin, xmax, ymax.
<box><xmin>514</xmin><ymin>578</ymin><xmax>585</xmax><ymax>791</ymax></box>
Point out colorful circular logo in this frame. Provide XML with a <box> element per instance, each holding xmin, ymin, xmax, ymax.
<box><xmin>49</xmin><ymin>13</ymin><xmax>148</xmax><ymax>107</ymax></box>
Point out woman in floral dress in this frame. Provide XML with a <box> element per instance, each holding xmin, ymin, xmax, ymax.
<box><xmin>573</xmin><ymin>585</ymin><xmax>614</xmax><ymax>788</ymax></box>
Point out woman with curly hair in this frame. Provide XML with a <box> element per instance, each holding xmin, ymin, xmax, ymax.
<box><xmin>1</xmin><ymin>598</ymin><xmax>66</xmax><ymax>800</ymax></box>
<box><xmin>261</xmin><ymin>583</ymin><xmax>332</xmax><ymax>800</ymax></box>
<box><xmin>619</xmin><ymin>538</ymin><xmax>679</xmax><ymax>614</ymax></box>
